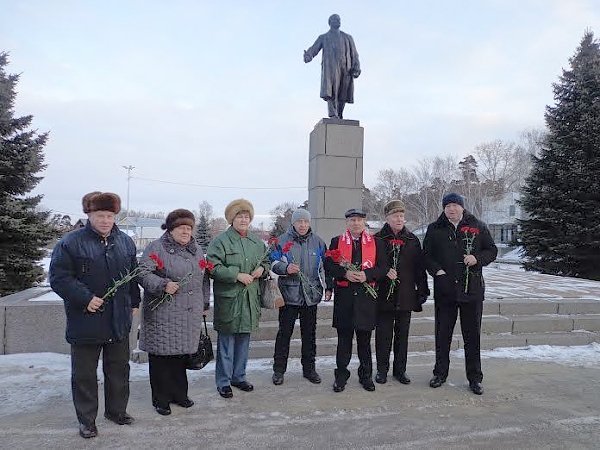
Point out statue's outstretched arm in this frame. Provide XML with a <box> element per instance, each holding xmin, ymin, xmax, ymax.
<box><xmin>304</xmin><ymin>35</ymin><xmax>323</xmax><ymax>63</ymax></box>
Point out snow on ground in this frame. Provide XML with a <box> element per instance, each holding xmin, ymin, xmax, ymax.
<box><xmin>28</xmin><ymin>290</ymin><xmax>62</xmax><ymax>302</ymax></box>
<box><xmin>480</xmin><ymin>343</ymin><xmax>600</xmax><ymax>369</ymax></box>
<box><xmin>499</xmin><ymin>246</ymin><xmax>524</xmax><ymax>262</ymax></box>
<box><xmin>1</xmin><ymin>344</ymin><xmax>599</xmax><ymax>418</ymax></box>
<box><xmin>38</xmin><ymin>254</ymin><xmax>52</xmax><ymax>287</ymax></box>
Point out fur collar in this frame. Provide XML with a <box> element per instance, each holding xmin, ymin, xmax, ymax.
<box><xmin>160</xmin><ymin>231</ymin><xmax>197</xmax><ymax>255</ymax></box>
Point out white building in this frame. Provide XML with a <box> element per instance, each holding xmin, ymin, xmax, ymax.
<box><xmin>481</xmin><ymin>192</ymin><xmax>523</xmax><ymax>245</ymax></box>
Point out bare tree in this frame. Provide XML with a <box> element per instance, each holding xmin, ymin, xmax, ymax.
<box><xmin>270</xmin><ymin>201</ymin><xmax>301</xmax><ymax>236</ymax></box>
<box><xmin>474</xmin><ymin>140</ymin><xmax>513</xmax><ymax>193</ymax></box>
<box><xmin>209</xmin><ymin>217</ymin><xmax>228</xmax><ymax>238</ymax></box>
<box><xmin>372</xmin><ymin>168</ymin><xmax>413</xmax><ymax>203</ymax></box>
<box><xmin>197</xmin><ymin>200</ymin><xmax>213</xmax><ymax>221</ymax></box>
<box><xmin>512</xmin><ymin>128</ymin><xmax>547</xmax><ymax>189</ymax></box>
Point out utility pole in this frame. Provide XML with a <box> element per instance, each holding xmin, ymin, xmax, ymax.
<box><xmin>122</xmin><ymin>165</ymin><xmax>134</xmax><ymax>232</ymax></box>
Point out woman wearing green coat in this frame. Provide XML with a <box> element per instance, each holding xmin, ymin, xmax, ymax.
<box><xmin>207</xmin><ymin>199</ymin><xmax>269</xmax><ymax>398</ymax></box>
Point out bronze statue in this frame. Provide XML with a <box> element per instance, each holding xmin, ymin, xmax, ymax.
<box><xmin>304</xmin><ymin>14</ymin><xmax>361</xmax><ymax>119</ymax></box>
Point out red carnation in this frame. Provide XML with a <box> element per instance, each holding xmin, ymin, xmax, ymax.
<box><xmin>390</xmin><ymin>239</ymin><xmax>405</xmax><ymax>246</ymax></box>
<box><xmin>469</xmin><ymin>227</ymin><xmax>480</xmax><ymax>235</ymax></box>
<box><xmin>459</xmin><ymin>226</ymin><xmax>470</xmax><ymax>234</ymax></box>
<box><xmin>325</xmin><ymin>248</ymin><xmax>342</xmax><ymax>263</ymax></box>
<box><xmin>199</xmin><ymin>259</ymin><xmax>215</xmax><ymax>272</ymax></box>
<box><xmin>282</xmin><ymin>241</ymin><xmax>294</xmax><ymax>253</ymax></box>
<box><xmin>268</xmin><ymin>236</ymin><xmax>279</xmax><ymax>246</ymax></box>
<box><xmin>149</xmin><ymin>253</ymin><xmax>164</xmax><ymax>271</ymax></box>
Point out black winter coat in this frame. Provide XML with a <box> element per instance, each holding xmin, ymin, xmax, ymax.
<box><xmin>49</xmin><ymin>222</ymin><xmax>141</xmax><ymax>344</ymax></box>
<box><xmin>375</xmin><ymin>224</ymin><xmax>429</xmax><ymax>312</ymax></box>
<box><xmin>423</xmin><ymin>212</ymin><xmax>497</xmax><ymax>303</ymax></box>
<box><xmin>325</xmin><ymin>233</ymin><xmax>389</xmax><ymax>331</ymax></box>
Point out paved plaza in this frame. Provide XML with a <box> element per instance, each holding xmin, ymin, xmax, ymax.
<box><xmin>1</xmin><ymin>347</ymin><xmax>599</xmax><ymax>449</ymax></box>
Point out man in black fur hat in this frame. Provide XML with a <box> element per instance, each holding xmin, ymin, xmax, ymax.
<box><xmin>50</xmin><ymin>192</ymin><xmax>141</xmax><ymax>438</ymax></box>
<box><xmin>423</xmin><ymin>193</ymin><xmax>497</xmax><ymax>395</ymax></box>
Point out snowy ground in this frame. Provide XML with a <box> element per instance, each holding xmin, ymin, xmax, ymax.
<box><xmin>1</xmin><ymin>344</ymin><xmax>600</xmax><ymax>448</ymax></box>
<box><xmin>1</xmin><ymin>344</ymin><xmax>599</xmax><ymax>419</ymax></box>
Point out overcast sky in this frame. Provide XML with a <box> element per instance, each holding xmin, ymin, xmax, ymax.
<box><xmin>2</xmin><ymin>0</ymin><xmax>599</xmax><ymax>225</ymax></box>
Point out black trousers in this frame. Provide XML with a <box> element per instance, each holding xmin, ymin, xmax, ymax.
<box><xmin>273</xmin><ymin>304</ymin><xmax>317</xmax><ymax>374</ymax></box>
<box><xmin>375</xmin><ymin>310</ymin><xmax>412</xmax><ymax>376</ymax></box>
<box><xmin>70</xmin><ymin>339</ymin><xmax>130</xmax><ymax>426</ymax></box>
<box><xmin>433</xmin><ymin>300</ymin><xmax>483</xmax><ymax>383</ymax></box>
<box><xmin>335</xmin><ymin>328</ymin><xmax>372</xmax><ymax>384</ymax></box>
<box><xmin>148</xmin><ymin>354</ymin><xmax>189</xmax><ymax>408</ymax></box>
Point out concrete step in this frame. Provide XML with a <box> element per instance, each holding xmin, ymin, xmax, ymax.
<box><xmin>131</xmin><ymin>330</ymin><xmax>599</xmax><ymax>363</ymax></box>
<box><xmin>194</xmin><ymin>314</ymin><xmax>600</xmax><ymax>343</ymax></box>
<box><xmin>511</xmin><ymin>314</ymin><xmax>600</xmax><ymax>333</ymax></box>
<box><xmin>198</xmin><ymin>298</ymin><xmax>600</xmax><ymax>322</ymax></box>
<box><xmin>251</xmin><ymin>330</ymin><xmax>599</xmax><ymax>359</ymax></box>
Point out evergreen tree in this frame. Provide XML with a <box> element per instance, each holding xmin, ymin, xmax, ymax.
<box><xmin>519</xmin><ymin>31</ymin><xmax>600</xmax><ymax>280</ymax></box>
<box><xmin>0</xmin><ymin>52</ymin><xmax>55</xmax><ymax>296</ymax></box>
<box><xmin>195</xmin><ymin>214</ymin><xmax>211</xmax><ymax>253</ymax></box>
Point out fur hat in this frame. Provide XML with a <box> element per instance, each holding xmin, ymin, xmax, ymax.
<box><xmin>85</xmin><ymin>192</ymin><xmax>121</xmax><ymax>214</ymax></box>
<box><xmin>162</xmin><ymin>209</ymin><xmax>195</xmax><ymax>231</ymax></box>
<box><xmin>383</xmin><ymin>199</ymin><xmax>405</xmax><ymax>216</ymax></box>
<box><xmin>224</xmin><ymin>198</ymin><xmax>254</xmax><ymax>224</ymax></box>
<box><xmin>442</xmin><ymin>193</ymin><xmax>465</xmax><ymax>208</ymax></box>
<box><xmin>291</xmin><ymin>208</ymin><xmax>311</xmax><ymax>223</ymax></box>
<box><xmin>81</xmin><ymin>191</ymin><xmax>102</xmax><ymax>214</ymax></box>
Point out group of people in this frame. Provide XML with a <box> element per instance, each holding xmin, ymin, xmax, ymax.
<box><xmin>49</xmin><ymin>190</ymin><xmax>497</xmax><ymax>439</ymax></box>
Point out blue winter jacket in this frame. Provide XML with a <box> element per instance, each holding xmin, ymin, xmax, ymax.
<box><xmin>49</xmin><ymin>222</ymin><xmax>141</xmax><ymax>344</ymax></box>
<box><xmin>271</xmin><ymin>226</ymin><xmax>327</xmax><ymax>306</ymax></box>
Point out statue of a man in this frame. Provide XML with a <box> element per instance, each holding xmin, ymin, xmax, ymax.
<box><xmin>304</xmin><ymin>14</ymin><xmax>361</xmax><ymax>119</ymax></box>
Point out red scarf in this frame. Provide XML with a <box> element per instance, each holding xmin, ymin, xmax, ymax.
<box><xmin>336</xmin><ymin>230</ymin><xmax>376</xmax><ymax>287</ymax></box>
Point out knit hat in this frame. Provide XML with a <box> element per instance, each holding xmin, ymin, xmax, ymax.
<box><xmin>162</xmin><ymin>209</ymin><xmax>195</xmax><ymax>231</ymax></box>
<box><xmin>442</xmin><ymin>193</ymin><xmax>464</xmax><ymax>208</ymax></box>
<box><xmin>224</xmin><ymin>198</ymin><xmax>254</xmax><ymax>224</ymax></box>
<box><xmin>85</xmin><ymin>192</ymin><xmax>121</xmax><ymax>214</ymax></box>
<box><xmin>291</xmin><ymin>208</ymin><xmax>311</xmax><ymax>223</ymax></box>
<box><xmin>82</xmin><ymin>191</ymin><xmax>102</xmax><ymax>214</ymax></box>
<box><xmin>383</xmin><ymin>199</ymin><xmax>405</xmax><ymax>216</ymax></box>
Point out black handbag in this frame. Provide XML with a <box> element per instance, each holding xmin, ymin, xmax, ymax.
<box><xmin>186</xmin><ymin>316</ymin><xmax>214</xmax><ymax>370</ymax></box>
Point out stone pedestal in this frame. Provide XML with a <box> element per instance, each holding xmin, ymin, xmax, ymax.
<box><xmin>308</xmin><ymin>118</ymin><xmax>364</xmax><ymax>245</ymax></box>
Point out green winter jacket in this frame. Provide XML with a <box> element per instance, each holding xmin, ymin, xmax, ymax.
<box><xmin>207</xmin><ymin>226</ymin><xmax>269</xmax><ymax>334</ymax></box>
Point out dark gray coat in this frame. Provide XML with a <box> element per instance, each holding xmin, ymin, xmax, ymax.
<box><xmin>138</xmin><ymin>233</ymin><xmax>210</xmax><ymax>355</ymax></box>
<box><xmin>271</xmin><ymin>226</ymin><xmax>327</xmax><ymax>306</ymax></box>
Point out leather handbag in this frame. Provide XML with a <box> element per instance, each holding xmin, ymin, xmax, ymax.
<box><xmin>186</xmin><ymin>316</ymin><xmax>214</xmax><ymax>370</ymax></box>
<box><xmin>259</xmin><ymin>273</ymin><xmax>285</xmax><ymax>309</ymax></box>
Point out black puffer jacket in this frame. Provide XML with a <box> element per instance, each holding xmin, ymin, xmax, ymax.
<box><xmin>423</xmin><ymin>212</ymin><xmax>497</xmax><ymax>303</ymax></box>
<box><xmin>50</xmin><ymin>221</ymin><xmax>141</xmax><ymax>344</ymax></box>
<box><xmin>375</xmin><ymin>224</ymin><xmax>429</xmax><ymax>312</ymax></box>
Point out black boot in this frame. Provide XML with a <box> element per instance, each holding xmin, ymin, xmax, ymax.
<box><xmin>429</xmin><ymin>376</ymin><xmax>446</xmax><ymax>388</ymax></box>
<box><xmin>394</xmin><ymin>373</ymin><xmax>411</xmax><ymax>385</ymax></box>
<box><xmin>303</xmin><ymin>370</ymin><xmax>322</xmax><ymax>384</ymax></box>
<box><xmin>78</xmin><ymin>423</ymin><xmax>98</xmax><ymax>439</ymax></box>
<box><xmin>272</xmin><ymin>372</ymin><xmax>284</xmax><ymax>385</ymax></box>
<box><xmin>469</xmin><ymin>381</ymin><xmax>483</xmax><ymax>395</ymax></box>
<box><xmin>375</xmin><ymin>372</ymin><xmax>387</xmax><ymax>384</ymax></box>
<box><xmin>360</xmin><ymin>378</ymin><xmax>376</xmax><ymax>392</ymax></box>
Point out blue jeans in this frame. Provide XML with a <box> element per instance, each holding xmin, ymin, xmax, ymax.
<box><xmin>215</xmin><ymin>332</ymin><xmax>251</xmax><ymax>388</ymax></box>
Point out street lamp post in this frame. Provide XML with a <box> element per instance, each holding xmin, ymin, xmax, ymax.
<box><xmin>122</xmin><ymin>165</ymin><xmax>134</xmax><ymax>233</ymax></box>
